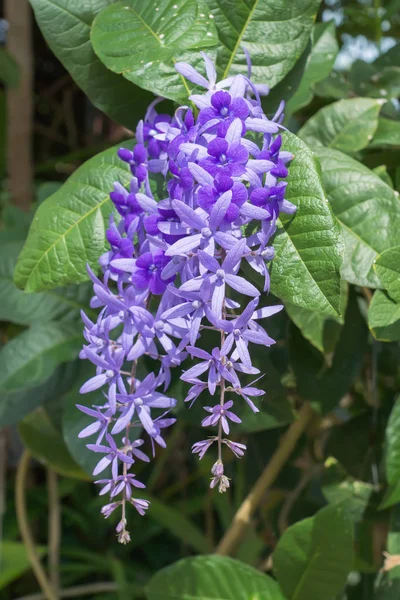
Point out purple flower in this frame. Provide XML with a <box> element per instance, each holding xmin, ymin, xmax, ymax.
<box><xmin>201</xmin><ymin>400</ymin><xmax>241</xmax><ymax>434</ymax></box>
<box><xmin>198</xmin><ymin>90</ymin><xmax>249</xmax><ymax>128</ymax></box>
<box><xmin>79</xmin><ymin>50</ymin><xmax>295</xmax><ymax>533</ymax></box>
<box><xmin>87</xmin><ymin>434</ymin><xmax>135</xmax><ymax>479</ymax></box>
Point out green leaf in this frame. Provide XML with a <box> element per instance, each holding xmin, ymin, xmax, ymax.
<box><xmin>0</xmin><ymin>542</ymin><xmax>46</xmax><ymax>589</ymax></box>
<box><xmin>0</xmin><ymin>323</ymin><xmax>82</xmax><ymax>425</ymax></box>
<box><xmin>376</xmin><ymin>581</ymin><xmax>400</xmax><ymax>600</ymax></box>
<box><xmin>29</xmin><ymin>0</ymin><xmax>150</xmax><ymax>128</ymax></box>
<box><xmin>146</xmin><ymin>555</ymin><xmax>285</xmax><ymax>600</ymax></box>
<box><xmin>273</xmin><ymin>505</ymin><xmax>354</xmax><ymax>600</ymax></box>
<box><xmin>286</xmin><ymin>20</ymin><xmax>339</xmax><ymax>115</ymax></box>
<box><xmin>19</xmin><ymin>408</ymin><xmax>89</xmax><ymax>479</ymax></box>
<box><xmin>298</xmin><ymin>98</ymin><xmax>383</xmax><ymax>153</ymax></box>
<box><xmin>0</xmin><ymin>322</ymin><xmax>81</xmax><ymax>393</ymax></box>
<box><xmin>0</xmin><ymin>48</ymin><xmax>19</xmax><ymax>87</ymax></box>
<box><xmin>386</xmin><ymin>505</ymin><xmax>400</xmax><ymax>579</ymax></box>
<box><xmin>289</xmin><ymin>288</ymin><xmax>368</xmax><ymax>414</ymax></box>
<box><xmin>0</xmin><ymin>240</ymin><xmax>92</xmax><ymax>325</ymax></box>
<box><xmin>265</xmin><ymin>40</ymin><xmax>311</xmax><ymax>112</ymax></box>
<box><xmin>317</xmin><ymin>147</ymin><xmax>400</xmax><ymax>288</ymax></box>
<box><xmin>14</xmin><ymin>142</ymin><xmax>133</xmax><ymax>292</ymax></box>
<box><xmin>322</xmin><ymin>458</ymin><xmax>375</xmax><ymax>522</ymax></box>
<box><xmin>269</xmin><ymin>132</ymin><xmax>343</xmax><ymax>317</ymax></box>
<box><xmin>373</xmin><ymin>165</ymin><xmax>394</xmax><ymax>188</ymax></box>
<box><xmin>349</xmin><ymin>58</ymin><xmax>400</xmax><ymax>100</ymax></box>
<box><xmin>368</xmin><ymin>290</ymin><xmax>400</xmax><ymax>342</ymax></box>
<box><xmin>205</xmin><ymin>0</ymin><xmax>321</xmax><ymax>87</ymax></box>
<box><xmin>285</xmin><ymin>281</ymin><xmax>348</xmax><ymax>354</ymax></box>
<box><xmin>384</xmin><ymin>396</ymin><xmax>400</xmax><ymax>492</ymax></box>
<box><xmin>146</xmin><ymin>497</ymin><xmax>211</xmax><ymax>554</ymax></box>
<box><xmin>370</xmin><ymin>118</ymin><xmax>400</xmax><ymax>148</ymax></box>
<box><xmin>314</xmin><ymin>70</ymin><xmax>352</xmax><ymax>100</ymax></box>
<box><xmin>91</xmin><ymin>0</ymin><xmax>218</xmax><ymax>103</ymax></box>
<box><xmin>374</xmin><ymin>247</ymin><xmax>400</xmax><ymax>303</ymax></box>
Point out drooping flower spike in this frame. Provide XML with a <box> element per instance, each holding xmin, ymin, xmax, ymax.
<box><xmin>78</xmin><ymin>51</ymin><xmax>295</xmax><ymax>542</ymax></box>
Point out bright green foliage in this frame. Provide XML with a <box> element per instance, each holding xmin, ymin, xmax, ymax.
<box><xmin>322</xmin><ymin>458</ymin><xmax>375</xmax><ymax>522</ymax></box>
<box><xmin>270</xmin><ymin>133</ymin><xmax>343</xmax><ymax>317</ymax></box>
<box><xmin>374</xmin><ymin>247</ymin><xmax>400</xmax><ymax>302</ymax></box>
<box><xmin>289</xmin><ymin>288</ymin><xmax>368</xmax><ymax>414</ymax></box>
<box><xmin>14</xmin><ymin>142</ymin><xmax>133</xmax><ymax>292</ymax></box>
<box><xmin>368</xmin><ymin>290</ymin><xmax>400</xmax><ymax>342</ymax></box>
<box><xmin>91</xmin><ymin>0</ymin><xmax>218</xmax><ymax>103</ymax></box>
<box><xmin>0</xmin><ymin>323</ymin><xmax>82</xmax><ymax>425</ymax></box>
<box><xmin>317</xmin><ymin>148</ymin><xmax>400</xmax><ymax>288</ymax></box>
<box><xmin>29</xmin><ymin>0</ymin><xmax>149</xmax><ymax>128</ymax></box>
<box><xmin>285</xmin><ymin>281</ymin><xmax>347</xmax><ymax>354</ymax></box>
<box><xmin>273</xmin><ymin>505</ymin><xmax>354</xmax><ymax>600</ymax></box>
<box><xmin>370</xmin><ymin>118</ymin><xmax>400</xmax><ymax>148</ymax></box>
<box><xmin>19</xmin><ymin>408</ymin><xmax>89</xmax><ymax>479</ymax></box>
<box><xmin>0</xmin><ymin>542</ymin><xmax>46</xmax><ymax>589</ymax></box>
<box><xmin>384</xmin><ymin>397</ymin><xmax>400</xmax><ymax>489</ymax></box>
<box><xmin>146</xmin><ymin>555</ymin><xmax>285</xmax><ymax>599</ymax></box>
<box><xmin>286</xmin><ymin>20</ymin><xmax>339</xmax><ymax>115</ymax></box>
<box><xmin>0</xmin><ymin>241</ymin><xmax>92</xmax><ymax>324</ymax></box>
<box><xmin>204</xmin><ymin>0</ymin><xmax>321</xmax><ymax>85</ymax></box>
<box><xmin>299</xmin><ymin>98</ymin><xmax>383</xmax><ymax>152</ymax></box>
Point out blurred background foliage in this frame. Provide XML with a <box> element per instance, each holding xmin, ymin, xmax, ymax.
<box><xmin>1</xmin><ymin>0</ymin><xmax>400</xmax><ymax>599</ymax></box>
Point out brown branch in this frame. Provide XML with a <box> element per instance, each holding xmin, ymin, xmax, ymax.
<box><xmin>5</xmin><ymin>0</ymin><xmax>34</xmax><ymax>210</ymax></box>
<box><xmin>215</xmin><ymin>403</ymin><xmax>315</xmax><ymax>556</ymax></box>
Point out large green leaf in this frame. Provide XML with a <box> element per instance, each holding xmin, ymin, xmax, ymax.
<box><xmin>299</xmin><ymin>98</ymin><xmax>383</xmax><ymax>153</ymax></box>
<box><xmin>385</xmin><ymin>397</ymin><xmax>400</xmax><ymax>487</ymax></box>
<box><xmin>0</xmin><ymin>322</ymin><xmax>81</xmax><ymax>393</ymax></box>
<box><xmin>273</xmin><ymin>505</ymin><xmax>354</xmax><ymax>600</ymax></box>
<box><xmin>0</xmin><ymin>240</ymin><xmax>92</xmax><ymax>325</ymax></box>
<box><xmin>380</xmin><ymin>398</ymin><xmax>400</xmax><ymax>512</ymax></box>
<box><xmin>0</xmin><ymin>323</ymin><xmax>82</xmax><ymax>425</ymax></box>
<box><xmin>317</xmin><ymin>147</ymin><xmax>400</xmax><ymax>288</ymax></box>
<box><xmin>369</xmin><ymin>118</ymin><xmax>400</xmax><ymax>148</ymax></box>
<box><xmin>146</xmin><ymin>555</ymin><xmax>285</xmax><ymax>600</ymax></box>
<box><xmin>286</xmin><ymin>20</ymin><xmax>339</xmax><ymax>115</ymax></box>
<box><xmin>374</xmin><ymin>247</ymin><xmax>400</xmax><ymax>303</ymax></box>
<box><xmin>368</xmin><ymin>290</ymin><xmax>400</xmax><ymax>342</ymax></box>
<box><xmin>289</xmin><ymin>288</ymin><xmax>368</xmax><ymax>414</ymax></box>
<box><xmin>14</xmin><ymin>142</ymin><xmax>133</xmax><ymax>292</ymax></box>
<box><xmin>29</xmin><ymin>0</ymin><xmax>149</xmax><ymax>128</ymax></box>
<box><xmin>0</xmin><ymin>542</ymin><xmax>46</xmax><ymax>589</ymax></box>
<box><xmin>205</xmin><ymin>0</ymin><xmax>320</xmax><ymax>87</ymax></box>
<box><xmin>269</xmin><ymin>132</ymin><xmax>343</xmax><ymax>317</ymax></box>
<box><xmin>146</xmin><ymin>497</ymin><xmax>211</xmax><ymax>554</ymax></box>
<box><xmin>285</xmin><ymin>281</ymin><xmax>348</xmax><ymax>354</ymax></box>
<box><xmin>19</xmin><ymin>408</ymin><xmax>88</xmax><ymax>479</ymax></box>
<box><xmin>91</xmin><ymin>0</ymin><xmax>218</xmax><ymax>103</ymax></box>
<box><xmin>322</xmin><ymin>458</ymin><xmax>375</xmax><ymax>522</ymax></box>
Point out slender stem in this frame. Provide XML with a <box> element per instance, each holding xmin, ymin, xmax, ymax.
<box><xmin>15</xmin><ymin>451</ymin><xmax>58</xmax><ymax>600</ymax></box>
<box><xmin>47</xmin><ymin>469</ymin><xmax>61</xmax><ymax>593</ymax></box>
<box><xmin>215</xmin><ymin>403</ymin><xmax>315</xmax><ymax>555</ymax></box>
<box><xmin>14</xmin><ymin>582</ymin><xmax>119</xmax><ymax>600</ymax></box>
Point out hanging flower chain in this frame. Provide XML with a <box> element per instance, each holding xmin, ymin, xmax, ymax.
<box><xmin>77</xmin><ymin>51</ymin><xmax>296</xmax><ymax>543</ymax></box>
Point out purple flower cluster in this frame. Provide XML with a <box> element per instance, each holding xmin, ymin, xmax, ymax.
<box><xmin>78</xmin><ymin>52</ymin><xmax>295</xmax><ymax>542</ymax></box>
